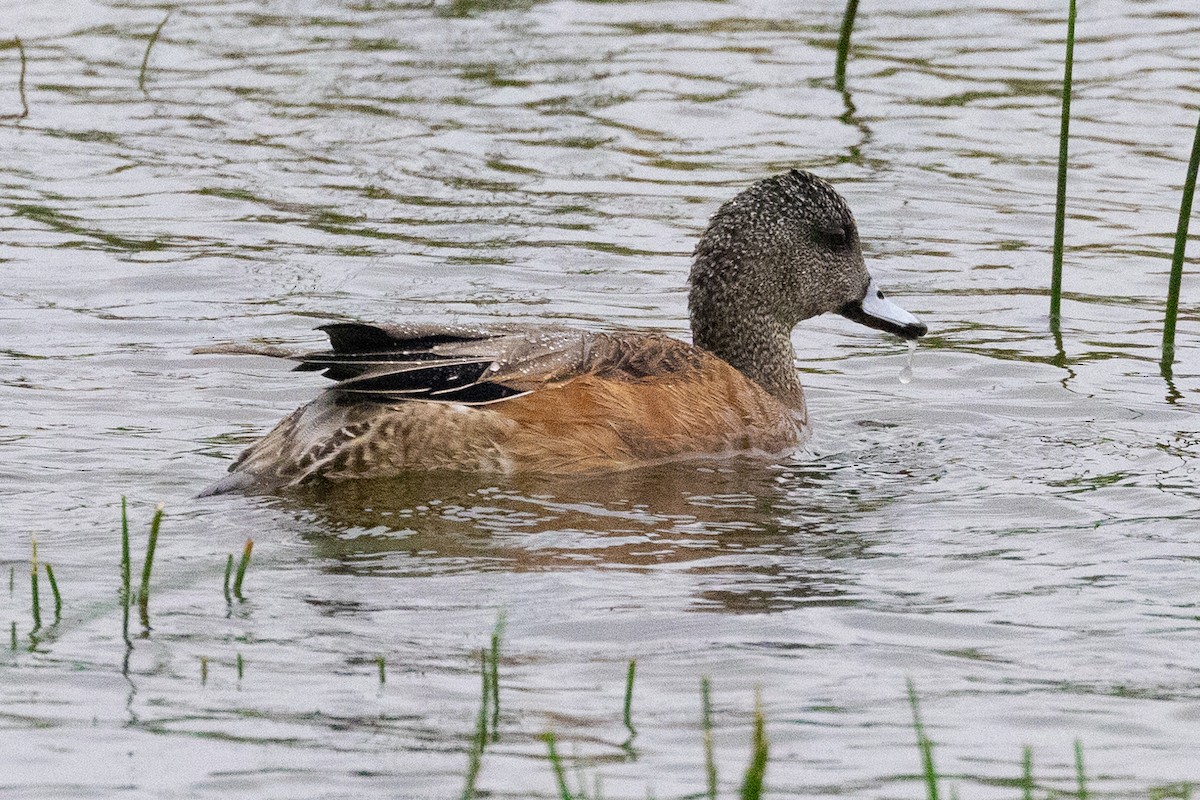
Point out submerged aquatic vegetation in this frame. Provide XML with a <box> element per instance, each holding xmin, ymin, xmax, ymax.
<box><xmin>30</xmin><ymin>538</ymin><xmax>41</xmax><ymax>632</ymax></box>
<box><xmin>623</xmin><ymin>658</ymin><xmax>637</xmax><ymax>738</ymax></box>
<box><xmin>44</xmin><ymin>563</ymin><xmax>61</xmax><ymax>623</ymax></box>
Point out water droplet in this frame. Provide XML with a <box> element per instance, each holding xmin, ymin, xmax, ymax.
<box><xmin>898</xmin><ymin>339</ymin><xmax>916</xmax><ymax>384</ymax></box>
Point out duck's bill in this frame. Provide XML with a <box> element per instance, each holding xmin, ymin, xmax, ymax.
<box><xmin>839</xmin><ymin>277</ymin><xmax>927</xmax><ymax>340</ymax></box>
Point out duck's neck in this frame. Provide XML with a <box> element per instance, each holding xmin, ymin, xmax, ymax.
<box><xmin>690</xmin><ymin>303</ymin><xmax>805</xmax><ymax>410</ymax></box>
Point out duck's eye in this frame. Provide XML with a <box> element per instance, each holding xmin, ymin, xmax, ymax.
<box><xmin>814</xmin><ymin>225</ymin><xmax>850</xmax><ymax>250</ymax></box>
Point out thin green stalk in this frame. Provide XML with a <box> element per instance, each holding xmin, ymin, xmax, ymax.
<box><xmin>120</xmin><ymin>497</ymin><xmax>131</xmax><ymax>641</ymax></box>
<box><xmin>233</xmin><ymin>539</ymin><xmax>253</xmax><ymax>600</ymax></box>
<box><xmin>1074</xmin><ymin>740</ymin><xmax>1088</xmax><ymax>800</ymax></box>
<box><xmin>138</xmin><ymin>12</ymin><xmax>170</xmax><ymax>91</ymax></box>
<box><xmin>137</xmin><ymin>503</ymin><xmax>164</xmax><ymax>628</ymax></box>
<box><xmin>739</xmin><ymin>691</ymin><xmax>768</xmax><ymax>800</ymax></box>
<box><xmin>10</xmin><ymin>621</ymin><xmax>16</xmax><ymax>650</ymax></box>
<box><xmin>377</xmin><ymin>655</ymin><xmax>386</xmax><ymax>685</ymax></box>
<box><xmin>200</xmin><ymin>656</ymin><xmax>208</xmax><ymax>685</ymax></box>
<box><xmin>461</xmin><ymin>650</ymin><xmax>490</xmax><ymax>800</ymax></box>
<box><xmin>44</xmin><ymin>563</ymin><xmax>62</xmax><ymax>622</ymax></box>
<box><xmin>623</xmin><ymin>659</ymin><xmax>637</xmax><ymax>737</ymax></box>
<box><xmin>1162</xmin><ymin>109</ymin><xmax>1200</xmax><ymax>368</ymax></box>
<box><xmin>543</xmin><ymin>732</ymin><xmax>574</xmax><ymax>800</ymax></box>
<box><xmin>2</xmin><ymin>37</ymin><xmax>28</xmax><ymax>120</ymax></box>
<box><xmin>701</xmin><ymin>677</ymin><xmax>717</xmax><ymax>800</ymax></box>
<box><xmin>9</xmin><ymin>565</ymin><xmax>13</xmax><ymax>594</ymax></box>
<box><xmin>1050</xmin><ymin>0</ymin><xmax>1077</xmax><ymax>324</ymax></box>
<box><xmin>1021</xmin><ymin>745</ymin><xmax>1034</xmax><ymax>800</ymax></box>
<box><xmin>907</xmin><ymin>680</ymin><xmax>940</xmax><ymax>800</ymax></box>
<box><xmin>30</xmin><ymin>538</ymin><xmax>41</xmax><ymax>631</ymax></box>
<box><xmin>489</xmin><ymin>613</ymin><xmax>505</xmax><ymax>740</ymax></box>
<box><xmin>222</xmin><ymin>553</ymin><xmax>234</xmax><ymax>603</ymax></box>
<box><xmin>834</xmin><ymin>0</ymin><xmax>860</xmax><ymax>92</ymax></box>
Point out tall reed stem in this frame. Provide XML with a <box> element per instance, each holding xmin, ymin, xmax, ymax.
<box><xmin>1050</xmin><ymin>0</ymin><xmax>1077</xmax><ymax>325</ymax></box>
<box><xmin>1161</xmin><ymin>110</ymin><xmax>1200</xmax><ymax>369</ymax></box>
<box><xmin>834</xmin><ymin>0</ymin><xmax>860</xmax><ymax>92</ymax></box>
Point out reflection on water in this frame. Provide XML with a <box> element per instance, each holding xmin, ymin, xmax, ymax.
<box><xmin>284</xmin><ymin>460</ymin><xmax>873</xmax><ymax>613</ymax></box>
<box><xmin>2</xmin><ymin>0</ymin><xmax>1200</xmax><ymax>797</ymax></box>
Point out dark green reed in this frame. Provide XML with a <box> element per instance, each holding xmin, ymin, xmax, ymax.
<box><xmin>376</xmin><ymin>655</ymin><xmax>386</xmax><ymax>685</ymax></box>
<box><xmin>1050</xmin><ymin>0</ymin><xmax>1077</xmax><ymax>325</ymax></box>
<box><xmin>908</xmin><ymin>680</ymin><xmax>940</xmax><ymax>800</ymax></box>
<box><xmin>30</xmin><ymin>538</ymin><xmax>41</xmax><ymax>631</ymax></box>
<box><xmin>1075</xmin><ymin>740</ymin><xmax>1088</xmax><ymax>800</ymax></box>
<box><xmin>232</xmin><ymin>539</ymin><xmax>253</xmax><ymax>601</ymax></box>
<box><xmin>9</xmin><ymin>621</ymin><xmax>16</xmax><ymax>650</ymax></box>
<box><xmin>236</xmin><ymin>652</ymin><xmax>244</xmax><ymax>681</ymax></box>
<box><xmin>137</xmin><ymin>504</ymin><xmax>164</xmax><ymax>629</ymax></box>
<box><xmin>701</xmin><ymin>677</ymin><xmax>717</xmax><ymax>800</ymax></box>
<box><xmin>834</xmin><ymin>0</ymin><xmax>860</xmax><ymax>92</ymax></box>
<box><xmin>44</xmin><ymin>563</ymin><xmax>61</xmax><ymax>623</ymax></box>
<box><xmin>1161</xmin><ymin>110</ymin><xmax>1200</xmax><ymax>370</ymax></box>
<box><xmin>543</xmin><ymin>732</ymin><xmax>573</xmax><ymax>800</ymax></box>
<box><xmin>623</xmin><ymin>659</ymin><xmax>637</xmax><ymax>738</ymax></box>
<box><xmin>1</xmin><ymin>37</ymin><xmax>28</xmax><ymax>120</ymax></box>
<box><xmin>739</xmin><ymin>691</ymin><xmax>768</xmax><ymax>800</ymax></box>
<box><xmin>461</xmin><ymin>650</ymin><xmax>490</xmax><ymax>800</ymax></box>
<box><xmin>200</xmin><ymin>656</ymin><xmax>209</xmax><ymax>686</ymax></box>
<box><xmin>120</xmin><ymin>498</ymin><xmax>131</xmax><ymax>641</ymax></box>
<box><xmin>489</xmin><ymin>614</ymin><xmax>504</xmax><ymax>740</ymax></box>
<box><xmin>138</xmin><ymin>12</ymin><xmax>170</xmax><ymax>91</ymax></box>
<box><xmin>1022</xmin><ymin>745</ymin><xmax>1034</xmax><ymax>800</ymax></box>
<box><xmin>222</xmin><ymin>553</ymin><xmax>234</xmax><ymax>603</ymax></box>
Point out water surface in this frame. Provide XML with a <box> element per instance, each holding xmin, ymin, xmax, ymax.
<box><xmin>2</xmin><ymin>1</ymin><xmax>1199</xmax><ymax>797</ymax></box>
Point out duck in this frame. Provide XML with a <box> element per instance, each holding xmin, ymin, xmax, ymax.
<box><xmin>197</xmin><ymin>169</ymin><xmax>927</xmax><ymax>495</ymax></box>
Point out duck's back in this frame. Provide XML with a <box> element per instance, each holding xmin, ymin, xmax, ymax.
<box><xmin>200</xmin><ymin>322</ymin><xmax>805</xmax><ymax>494</ymax></box>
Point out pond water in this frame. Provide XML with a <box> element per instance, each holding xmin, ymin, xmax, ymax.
<box><xmin>2</xmin><ymin>0</ymin><xmax>1198</xmax><ymax>797</ymax></box>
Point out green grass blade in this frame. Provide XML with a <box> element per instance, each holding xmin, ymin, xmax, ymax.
<box><xmin>1</xmin><ymin>37</ymin><xmax>28</xmax><ymax>120</ymax></box>
<box><xmin>120</xmin><ymin>497</ymin><xmax>131</xmax><ymax>641</ymax></box>
<box><xmin>1074</xmin><ymin>739</ymin><xmax>1088</xmax><ymax>800</ymax></box>
<box><xmin>1022</xmin><ymin>745</ymin><xmax>1034</xmax><ymax>800</ymax></box>
<box><xmin>223</xmin><ymin>553</ymin><xmax>234</xmax><ymax>603</ymax></box>
<box><xmin>907</xmin><ymin>680</ymin><xmax>940</xmax><ymax>800</ymax></box>
<box><xmin>10</xmin><ymin>621</ymin><xmax>16</xmax><ymax>650</ymax></box>
<box><xmin>1162</xmin><ymin>109</ymin><xmax>1200</xmax><ymax>369</ymax></box>
<box><xmin>701</xmin><ymin>677</ymin><xmax>717</xmax><ymax>800</ymax></box>
<box><xmin>738</xmin><ymin>691</ymin><xmax>769</xmax><ymax>800</ymax></box>
<box><xmin>490</xmin><ymin>612</ymin><xmax>505</xmax><ymax>741</ymax></box>
<box><xmin>30</xmin><ymin>538</ymin><xmax>41</xmax><ymax>632</ymax></box>
<box><xmin>200</xmin><ymin>656</ymin><xmax>208</xmax><ymax>685</ymax></box>
<box><xmin>233</xmin><ymin>539</ymin><xmax>253</xmax><ymax>601</ymax></box>
<box><xmin>44</xmin><ymin>563</ymin><xmax>62</xmax><ymax>622</ymax></box>
<box><xmin>543</xmin><ymin>732</ymin><xmax>575</xmax><ymax>800</ymax></box>
<box><xmin>236</xmin><ymin>652</ymin><xmax>244</xmax><ymax>681</ymax></box>
<box><xmin>1050</xmin><ymin>0</ymin><xmax>1077</xmax><ymax>324</ymax></box>
<box><xmin>377</xmin><ymin>655</ymin><xmax>386</xmax><ymax>685</ymax></box>
<box><xmin>137</xmin><ymin>503</ymin><xmax>164</xmax><ymax>628</ymax></box>
<box><xmin>834</xmin><ymin>0</ymin><xmax>860</xmax><ymax>92</ymax></box>
<box><xmin>623</xmin><ymin>659</ymin><xmax>637</xmax><ymax>737</ymax></box>
<box><xmin>138</xmin><ymin>12</ymin><xmax>170</xmax><ymax>91</ymax></box>
<box><xmin>461</xmin><ymin>650</ymin><xmax>491</xmax><ymax>800</ymax></box>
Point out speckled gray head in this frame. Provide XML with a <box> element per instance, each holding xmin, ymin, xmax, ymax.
<box><xmin>687</xmin><ymin>169</ymin><xmax>925</xmax><ymax>403</ymax></box>
<box><xmin>690</xmin><ymin>169</ymin><xmax>926</xmax><ymax>341</ymax></box>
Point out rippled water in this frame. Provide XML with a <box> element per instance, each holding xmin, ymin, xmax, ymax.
<box><xmin>2</xmin><ymin>0</ymin><xmax>1199</xmax><ymax>797</ymax></box>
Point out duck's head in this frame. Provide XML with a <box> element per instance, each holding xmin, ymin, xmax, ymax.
<box><xmin>689</xmin><ymin>169</ymin><xmax>927</xmax><ymax>342</ymax></box>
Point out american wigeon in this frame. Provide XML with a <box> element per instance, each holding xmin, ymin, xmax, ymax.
<box><xmin>198</xmin><ymin>170</ymin><xmax>926</xmax><ymax>495</ymax></box>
